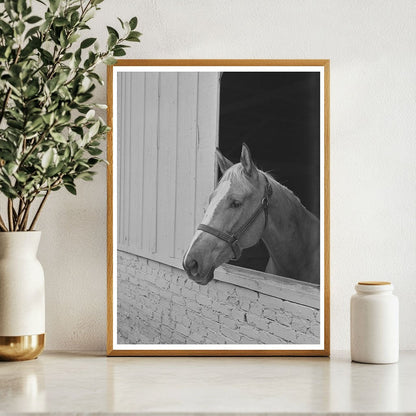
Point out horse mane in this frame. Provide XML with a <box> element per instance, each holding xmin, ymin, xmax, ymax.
<box><xmin>221</xmin><ymin>163</ymin><xmax>305</xmax><ymax>211</ymax></box>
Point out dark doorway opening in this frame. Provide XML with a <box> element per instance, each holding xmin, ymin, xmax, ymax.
<box><xmin>218</xmin><ymin>71</ymin><xmax>320</xmax><ymax>273</ymax></box>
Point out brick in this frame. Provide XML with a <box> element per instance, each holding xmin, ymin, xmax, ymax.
<box><xmin>249</xmin><ymin>302</ymin><xmax>264</xmax><ymax>317</ymax></box>
<box><xmin>263</xmin><ymin>308</ymin><xmax>276</xmax><ymax>320</ymax></box>
<box><xmin>189</xmin><ymin>332</ymin><xmax>205</xmax><ymax>343</ymax></box>
<box><xmin>154</xmin><ymin>278</ymin><xmax>169</xmax><ymax>290</ymax></box>
<box><xmin>235</xmin><ymin>286</ymin><xmax>258</xmax><ymax>301</ymax></box>
<box><xmin>196</xmin><ymin>294</ymin><xmax>212</xmax><ymax>307</ymax></box>
<box><xmin>185</xmin><ymin>299</ymin><xmax>202</xmax><ymax>313</ymax></box>
<box><xmin>173</xmin><ymin>333</ymin><xmax>186</xmax><ymax>344</ymax></box>
<box><xmin>231</xmin><ymin>308</ymin><xmax>246</xmax><ymax>323</ymax></box>
<box><xmin>291</xmin><ymin>317</ymin><xmax>310</xmax><ymax>333</ymax></box>
<box><xmin>212</xmin><ymin>301</ymin><xmax>232</xmax><ymax>314</ymax></box>
<box><xmin>275</xmin><ymin>310</ymin><xmax>292</xmax><ymax>327</ymax></box>
<box><xmin>176</xmin><ymin>274</ymin><xmax>188</xmax><ymax>286</ymax></box>
<box><xmin>220</xmin><ymin>326</ymin><xmax>241</xmax><ymax>342</ymax></box>
<box><xmin>184</xmin><ymin>279</ymin><xmax>195</xmax><ymax>289</ymax></box>
<box><xmin>170</xmin><ymin>283</ymin><xmax>182</xmax><ymax>295</ymax></box>
<box><xmin>310</xmin><ymin>322</ymin><xmax>320</xmax><ymax>337</ymax></box>
<box><xmin>171</xmin><ymin>305</ymin><xmax>187</xmax><ymax>320</ymax></box>
<box><xmin>240</xmin><ymin>336</ymin><xmax>257</xmax><ymax>344</ymax></box>
<box><xmin>200</xmin><ymin>307</ymin><xmax>219</xmax><ymax>321</ymax></box>
<box><xmin>240</xmin><ymin>325</ymin><xmax>260</xmax><ymax>340</ymax></box>
<box><xmin>246</xmin><ymin>313</ymin><xmax>271</xmax><ymax>331</ymax></box>
<box><xmin>181</xmin><ymin>315</ymin><xmax>192</xmax><ymax>328</ymax></box>
<box><xmin>182</xmin><ymin>287</ymin><xmax>197</xmax><ymax>300</ymax></box>
<box><xmin>240</xmin><ymin>298</ymin><xmax>251</xmax><ymax>311</ymax></box>
<box><xmin>259</xmin><ymin>293</ymin><xmax>283</xmax><ymax>309</ymax></box>
<box><xmin>199</xmin><ymin>316</ymin><xmax>220</xmax><ymax>332</ymax></box>
<box><xmin>296</xmin><ymin>333</ymin><xmax>319</xmax><ymax>344</ymax></box>
<box><xmin>172</xmin><ymin>295</ymin><xmax>186</xmax><ymax>306</ymax></box>
<box><xmin>207</xmin><ymin>285</ymin><xmax>218</xmax><ymax>298</ymax></box>
<box><xmin>176</xmin><ymin>323</ymin><xmax>191</xmax><ymax>336</ymax></box>
<box><xmin>282</xmin><ymin>301</ymin><xmax>315</xmax><ymax>320</ymax></box>
<box><xmin>219</xmin><ymin>316</ymin><xmax>238</xmax><ymax>330</ymax></box>
<box><xmin>258</xmin><ymin>330</ymin><xmax>284</xmax><ymax>345</ymax></box>
<box><xmin>269</xmin><ymin>322</ymin><xmax>297</xmax><ymax>343</ymax></box>
<box><xmin>205</xmin><ymin>329</ymin><xmax>226</xmax><ymax>344</ymax></box>
<box><xmin>197</xmin><ymin>284</ymin><xmax>209</xmax><ymax>296</ymax></box>
<box><xmin>216</xmin><ymin>285</ymin><xmax>236</xmax><ymax>302</ymax></box>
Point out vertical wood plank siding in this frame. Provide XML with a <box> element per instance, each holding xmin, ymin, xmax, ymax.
<box><xmin>117</xmin><ymin>72</ymin><xmax>220</xmax><ymax>266</ymax></box>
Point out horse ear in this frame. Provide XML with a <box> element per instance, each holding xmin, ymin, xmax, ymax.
<box><xmin>216</xmin><ymin>148</ymin><xmax>233</xmax><ymax>174</ymax></box>
<box><xmin>240</xmin><ymin>143</ymin><xmax>255</xmax><ymax>176</ymax></box>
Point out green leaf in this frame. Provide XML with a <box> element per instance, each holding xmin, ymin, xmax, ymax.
<box><xmin>107</xmin><ymin>33</ymin><xmax>117</xmax><ymax>49</ymax></box>
<box><xmin>17</xmin><ymin>0</ymin><xmax>26</xmax><ymax>13</ymax></box>
<box><xmin>50</xmin><ymin>131</ymin><xmax>67</xmax><ymax>143</ymax></box>
<box><xmin>88</xmin><ymin>120</ymin><xmax>100</xmax><ymax>138</ymax></box>
<box><xmin>64</xmin><ymin>183</ymin><xmax>77</xmax><ymax>195</ymax></box>
<box><xmin>80</xmin><ymin>37</ymin><xmax>96</xmax><ymax>48</ymax></box>
<box><xmin>85</xmin><ymin>109</ymin><xmax>95</xmax><ymax>119</ymax></box>
<box><xmin>129</xmin><ymin>16</ymin><xmax>138</xmax><ymax>30</ymax></box>
<box><xmin>68</xmin><ymin>34</ymin><xmax>80</xmax><ymax>44</ymax></box>
<box><xmin>0</xmin><ymin>20</ymin><xmax>13</xmax><ymax>35</ymax></box>
<box><xmin>5</xmin><ymin>162</ymin><xmax>18</xmax><ymax>176</ymax></box>
<box><xmin>70</xmin><ymin>11</ymin><xmax>80</xmax><ymax>26</ymax></box>
<box><xmin>16</xmin><ymin>21</ymin><xmax>25</xmax><ymax>35</ymax></box>
<box><xmin>49</xmin><ymin>0</ymin><xmax>60</xmax><ymax>13</ymax></box>
<box><xmin>14</xmin><ymin>171</ymin><xmax>28</xmax><ymax>183</ymax></box>
<box><xmin>103</xmin><ymin>56</ymin><xmax>117</xmax><ymax>65</ymax></box>
<box><xmin>87</xmin><ymin>147</ymin><xmax>102</xmax><ymax>156</ymax></box>
<box><xmin>113</xmin><ymin>47</ymin><xmax>126</xmax><ymax>57</ymax></box>
<box><xmin>54</xmin><ymin>17</ymin><xmax>69</xmax><ymax>27</ymax></box>
<box><xmin>41</xmin><ymin>148</ymin><xmax>54</xmax><ymax>169</ymax></box>
<box><xmin>26</xmin><ymin>15</ymin><xmax>42</xmax><ymax>24</ymax></box>
<box><xmin>106</xmin><ymin>26</ymin><xmax>119</xmax><ymax>39</ymax></box>
<box><xmin>25</xmin><ymin>25</ymin><xmax>40</xmax><ymax>39</ymax></box>
<box><xmin>126</xmin><ymin>32</ymin><xmax>141</xmax><ymax>42</ymax></box>
<box><xmin>77</xmin><ymin>171</ymin><xmax>95</xmax><ymax>181</ymax></box>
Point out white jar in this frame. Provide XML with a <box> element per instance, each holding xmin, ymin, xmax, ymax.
<box><xmin>350</xmin><ymin>281</ymin><xmax>399</xmax><ymax>364</ymax></box>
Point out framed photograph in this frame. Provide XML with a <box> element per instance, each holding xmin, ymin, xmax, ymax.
<box><xmin>107</xmin><ymin>60</ymin><xmax>330</xmax><ymax>356</ymax></box>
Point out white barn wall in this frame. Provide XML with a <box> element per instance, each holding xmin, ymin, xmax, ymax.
<box><xmin>33</xmin><ymin>1</ymin><xmax>416</xmax><ymax>351</ymax></box>
<box><xmin>117</xmin><ymin>72</ymin><xmax>219</xmax><ymax>264</ymax></box>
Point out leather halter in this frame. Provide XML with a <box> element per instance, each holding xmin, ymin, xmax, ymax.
<box><xmin>197</xmin><ymin>175</ymin><xmax>273</xmax><ymax>261</ymax></box>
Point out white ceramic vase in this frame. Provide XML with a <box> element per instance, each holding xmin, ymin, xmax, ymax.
<box><xmin>0</xmin><ymin>231</ymin><xmax>45</xmax><ymax>361</ymax></box>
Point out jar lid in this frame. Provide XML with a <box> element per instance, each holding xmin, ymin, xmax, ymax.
<box><xmin>355</xmin><ymin>281</ymin><xmax>393</xmax><ymax>293</ymax></box>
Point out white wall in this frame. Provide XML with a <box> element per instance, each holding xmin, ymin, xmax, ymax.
<box><xmin>38</xmin><ymin>0</ymin><xmax>416</xmax><ymax>351</ymax></box>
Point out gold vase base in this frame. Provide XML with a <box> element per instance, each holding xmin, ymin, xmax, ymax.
<box><xmin>0</xmin><ymin>334</ymin><xmax>45</xmax><ymax>361</ymax></box>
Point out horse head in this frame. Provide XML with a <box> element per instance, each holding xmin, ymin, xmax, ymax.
<box><xmin>182</xmin><ymin>143</ymin><xmax>271</xmax><ymax>285</ymax></box>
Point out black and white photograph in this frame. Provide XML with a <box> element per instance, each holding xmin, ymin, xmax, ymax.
<box><xmin>109</xmin><ymin>61</ymin><xmax>329</xmax><ymax>355</ymax></box>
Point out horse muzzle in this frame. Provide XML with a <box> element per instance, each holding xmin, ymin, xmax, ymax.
<box><xmin>182</xmin><ymin>255</ymin><xmax>215</xmax><ymax>285</ymax></box>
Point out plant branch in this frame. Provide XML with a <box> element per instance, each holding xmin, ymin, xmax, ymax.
<box><xmin>20</xmin><ymin>200</ymin><xmax>32</xmax><ymax>231</ymax></box>
<box><xmin>29</xmin><ymin>189</ymin><xmax>50</xmax><ymax>231</ymax></box>
<box><xmin>0</xmin><ymin>213</ymin><xmax>8</xmax><ymax>232</ymax></box>
<box><xmin>7</xmin><ymin>199</ymin><xmax>14</xmax><ymax>231</ymax></box>
<box><xmin>18</xmin><ymin>121</ymin><xmax>58</xmax><ymax>169</ymax></box>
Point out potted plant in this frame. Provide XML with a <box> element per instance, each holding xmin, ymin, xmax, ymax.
<box><xmin>0</xmin><ymin>0</ymin><xmax>140</xmax><ymax>360</ymax></box>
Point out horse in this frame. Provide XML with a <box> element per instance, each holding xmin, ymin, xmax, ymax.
<box><xmin>182</xmin><ymin>143</ymin><xmax>320</xmax><ymax>286</ymax></box>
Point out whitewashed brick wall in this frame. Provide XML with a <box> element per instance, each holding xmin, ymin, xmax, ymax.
<box><xmin>117</xmin><ymin>251</ymin><xmax>320</xmax><ymax>344</ymax></box>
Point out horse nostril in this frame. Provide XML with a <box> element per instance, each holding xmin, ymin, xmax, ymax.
<box><xmin>188</xmin><ymin>259</ymin><xmax>199</xmax><ymax>277</ymax></box>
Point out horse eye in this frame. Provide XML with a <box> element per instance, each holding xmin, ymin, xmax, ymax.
<box><xmin>230</xmin><ymin>200</ymin><xmax>242</xmax><ymax>208</ymax></box>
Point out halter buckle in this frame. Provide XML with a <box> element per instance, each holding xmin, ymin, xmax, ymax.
<box><xmin>230</xmin><ymin>239</ymin><xmax>242</xmax><ymax>260</ymax></box>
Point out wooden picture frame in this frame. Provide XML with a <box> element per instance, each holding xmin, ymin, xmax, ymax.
<box><xmin>107</xmin><ymin>60</ymin><xmax>330</xmax><ymax>356</ymax></box>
